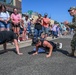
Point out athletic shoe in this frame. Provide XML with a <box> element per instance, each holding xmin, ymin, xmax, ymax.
<box><xmin>59</xmin><ymin>43</ymin><xmax>62</xmax><ymax>49</ymax></box>
<box><xmin>57</xmin><ymin>43</ymin><xmax>62</xmax><ymax>49</ymax></box>
<box><xmin>18</xmin><ymin>40</ymin><xmax>20</xmax><ymax>42</ymax></box>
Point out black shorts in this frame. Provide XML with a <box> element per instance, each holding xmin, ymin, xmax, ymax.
<box><xmin>47</xmin><ymin>41</ymin><xmax>56</xmax><ymax>50</ymax></box>
<box><xmin>0</xmin><ymin>40</ymin><xmax>6</xmax><ymax>44</ymax></box>
<box><xmin>12</xmin><ymin>23</ymin><xmax>20</xmax><ymax>27</ymax></box>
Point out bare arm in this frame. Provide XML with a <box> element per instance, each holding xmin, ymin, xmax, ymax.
<box><xmin>43</xmin><ymin>41</ymin><xmax>53</xmax><ymax>58</ymax></box>
<box><xmin>32</xmin><ymin>44</ymin><xmax>40</xmax><ymax>55</ymax></box>
<box><xmin>46</xmin><ymin>45</ymin><xmax>53</xmax><ymax>58</ymax></box>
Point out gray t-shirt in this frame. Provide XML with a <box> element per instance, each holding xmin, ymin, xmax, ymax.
<box><xmin>22</xmin><ymin>17</ymin><xmax>30</xmax><ymax>28</ymax></box>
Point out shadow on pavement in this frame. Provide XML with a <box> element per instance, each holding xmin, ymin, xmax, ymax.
<box><xmin>28</xmin><ymin>48</ymin><xmax>75</xmax><ymax>58</ymax></box>
<box><xmin>0</xmin><ymin>48</ymin><xmax>17</xmax><ymax>55</ymax></box>
<box><xmin>54</xmin><ymin>49</ymin><xmax>69</xmax><ymax>55</ymax></box>
<box><xmin>53</xmin><ymin>49</ymin><xmax>76</xmax><ymax>58</ymax></box>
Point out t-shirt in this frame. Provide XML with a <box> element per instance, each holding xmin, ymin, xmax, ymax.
<box><xmin>35</xmin><ymin>18</ymin><xmax>42</xmax><ymax>30</ymax></box>
<box><xmin>52</xmin><ymin>25</ymin><xmax>57</xmax><ymax>31</ymax></box>
<box><xmin>0</xmin><ymin>11</ymin><xmax>10</xmax><ymax>20</ymax></box>
<box><xmin>35</xmin><ymin>23</ymin><xmax>42</xmax><ymax>30</ymax></box>
<box><xmin>22</xmin><ymin>17</ymin><xmax>30</xmax><ymax>28</ymax></box>
<box><xmin>43</xmin><ymin>18</ymin><xmax>50</xmax><ymax>28</ymax></box>
<box><xmin>11</xmin><ymin>13</ymin><xmax>21</xmax><ymax>24</ymax></box>
<box><xmin>0</xmin><ymin>31</ymin><xmax>17</xmax><ymax>44</ymax></box>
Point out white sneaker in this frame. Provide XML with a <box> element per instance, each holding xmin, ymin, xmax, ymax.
<box><xmin>56</xmin><ymin>43</ymin><xmax>62</xmax><ymax>49</ymax></box>
<box><xmin>59</xmin><ymin>43</ymin><xmax>62</xmax><ymax>49</ymax></box>
<box><xmin>18</xmin><ymin>40</ymin><xmax>20</xmax><ymax>42</ymax></box>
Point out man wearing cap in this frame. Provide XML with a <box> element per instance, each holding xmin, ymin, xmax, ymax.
<box><xmin>22</xmin><ymin>13</ymin><xmax>30</xmax><ymax>40</ymax></box>
<box><xmin>64</xmin><ymin>7</ymin><xmax>76</xmax><ymax>56</ymax></box>
<box><xmin>42</xmin><ymin>13</ymin><xmax>50</xmax><ymax>37</ymax></box>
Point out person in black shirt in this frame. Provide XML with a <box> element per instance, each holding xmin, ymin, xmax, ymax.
<box><xmin>0</xmin><ymin>30</ymin><xmax>23</xmax><ymax>55</ymax></box>
<box><xmin>32</xmin><ymin>33</ymin><xmax>62</xmax><ymax>58</ymax></box>
<box><xmin>34</xmin><ymin>14</ymin><xmax>43</xmax><ymax>37</ymax></box>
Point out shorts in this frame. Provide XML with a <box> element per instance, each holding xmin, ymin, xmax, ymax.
<box><xmin>0</xmin><ymin>40</ymin><xmax>5</xmax><ymax>44</ymax></box>
<box><xmin>12</xmin><ymin>23</ymin><xmax>20</xmax><ymax>27</ymax></box>
<box><xmin>0</xmin><ymin>21</ymin><xmax>10</xmax><ymax>28</ymax></box>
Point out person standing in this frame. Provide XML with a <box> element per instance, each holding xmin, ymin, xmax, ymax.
<box><xmin>34</xmin><ymin>14</ymin><xmax>43</xmax><ymax>38</ymax></box>
<box><xmin>0</xmin><ymin>5</ymin><xmax>10</xmax><ymax>31</ymax></box>
<box><xmin>22</xmin><ymin>14</ymin><xmax>30</xmax><ymax>40</ymax></box>
<box><xmin>42</xmin><ymin>13</ymin><xmax>50</xmax><ymax>37</ymax></box>
<box><xmin>64</xmin><ymin>7</ymin><xmax>76</xmax><ymax>56</ymax></box>
<box><xmin>11</xmin><ymin>8</ymin><xmax>21</xmax><ymax>42</ymax></box>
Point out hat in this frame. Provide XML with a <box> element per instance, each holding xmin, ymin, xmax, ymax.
<box><xmin>44</xmin><ymin>13</ymin><xmax>48</xmax><ymax>16</ymax></box>
<box><xmin>54</xmin><ymin>21</ymin><xmax>59</xmax><ymax>24</ymax></box>
<box><xmin>68</xmin><ymin>7</ymin><xmax>76</xmax><ymax>11</ymax></box>
<box><xmin>24</xmin><ymin>13</ymin><xmax>29</xmax><ymax>16</ymax></box>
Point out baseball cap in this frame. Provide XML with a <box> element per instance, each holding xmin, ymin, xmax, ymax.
<box><xmin>44</xmin><ymin>13</ymin><xmax>48</xmax><ymax>16</ymax></box>
<box><xmin>68</xmin><ymin>7</ymin><xmax>76</xmax><ymax>12</ymax></box>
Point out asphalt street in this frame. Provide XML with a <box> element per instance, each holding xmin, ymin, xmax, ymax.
<box><xmin>0</xmin><ymin>38</ymin><xmax>76</xmax><ymax>75</ymax></box>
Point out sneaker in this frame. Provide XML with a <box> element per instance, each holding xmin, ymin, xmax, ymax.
<box><xmin>59</xmin><ymin>43</ymin><xmax>62</xmax><ymax>49</ymax></box>
<box><xmin>18</xmin><ymin>40</ymin><xmax>20</xmax><ymax>42</ymax></box>
<box><xmin>57</xmin><ymin>43</ymin><xmax>62</xmax><ymax>49</ymax></box>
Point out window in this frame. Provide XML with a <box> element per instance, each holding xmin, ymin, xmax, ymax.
<box><xmin>0</xmin><ymin>0</ymin><xmax>13</xmax><ymax>5</ymax></box>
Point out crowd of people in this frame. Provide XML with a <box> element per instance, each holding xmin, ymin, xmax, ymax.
<box><xmin>0</xmin><ymin>4</ymin><xmax>73</xmax><ymax>42</ymax></box>
<box><xmin>0</xmin><ymin>4</ymin><xmax>76</xmax><ymax>57</ymax></box>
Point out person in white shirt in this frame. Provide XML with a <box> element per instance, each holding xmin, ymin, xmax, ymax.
<box><xmin>22</xmin><ymin>14</ymin><xmax>30</xmax><ymax>40</ymax></box>
<box><xmin>0</xmin><ymin>5</ymin><xmax>10</xmax><ymax>31</ymax></box>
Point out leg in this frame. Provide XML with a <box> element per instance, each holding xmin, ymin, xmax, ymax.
<box><xmin>34</xmin><ymin>29</ymin><xmax>38</xmax><ymax>38</ymax></box>
<box><xmin>6</xmin><ymin>23</ymin><xmax>10</xmax><ymax>31</ymax></box>
<box><xmin>68</xmin><ymin>33</ymin><xmax>76</xmax><ymax>56</ymax></box>
<box><xmin>39</xmin><ymin>29</ymin><xmax>42</xmax><ymax>37</ymax></box>
<box><xmin>3</xmin><ymin>43</ymin><xmax>7</xmax><ymax>50</ymax></box>
<box><xmin>16</xmin><ymin>27</ymin><xmax>20</xmax><ymax>42</ymax></box>
<box><xmin>45</xmin><ymin>27</ymin><xmax>49</xmax><ymax>37</ymax></box>
<box><xmin>13</xmin><ymin>39</ymin><xmax>23</xmax><ymax>55</ymax></box>
<box><xmin>0</xmin><ymin>22</ymin><xmax>5</xmax><ymax>31</ymax></box>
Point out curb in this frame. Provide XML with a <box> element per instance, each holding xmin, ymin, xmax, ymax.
<box><xmin>0</xmin><ymin>40</ymin><xmax>32</xmax><ymax>50</ymax></box>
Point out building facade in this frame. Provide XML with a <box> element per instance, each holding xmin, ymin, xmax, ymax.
<box><xmin>0</xmin><ymin>0</ymin><xmax>22</xmax><ymax>13</ymax></box>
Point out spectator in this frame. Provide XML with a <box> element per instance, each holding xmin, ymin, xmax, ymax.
<box><xmin>51</xmin><ymin>23</ymin><xmax>58</xmax><ymax>38</ymax></box>
<box><xmin>30</xmin><ymin>18</ymin><xmax>34</xmax><ymax>35</ymax></box>
<box><xmin>62</xmin><ymin>25</ymin><xmax>67</xmax><ymax>35</ymax></box>
<box><xmin>22</xmin><ymin>14</ymin><xmax>30</xmax><ymax>40</ymax></box>
<box><xmin>0</xmin><ymin>5</ymin><xmax>10</xmax><ymax>31</ymax></box>
<box><xmin>42</xmin><ymin>13</ymin><xmax>50</xmax><ymax>37</ymax></box>
<box><xmin>34</xmin><ymin>14</ymin><xmax>43</xmax><ymax>38</ymax></box>
<box><xmin>11</xmin><ymin>8</ymin><xmax>21</xmax><ymax>42</ymax></box>
<box><xmin>20</xmin><ymin>19</ymin><xmax>25</xmax><ymax>41</ymax></box>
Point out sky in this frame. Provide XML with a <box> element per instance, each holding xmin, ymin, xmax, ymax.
<box><xmin>22</xmin><ymin>0</ymin><xmax>76</xmax><ymax>22</ymax></box>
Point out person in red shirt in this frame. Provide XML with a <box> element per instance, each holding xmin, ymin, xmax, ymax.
<box><xmin>42</xmin><ymin>13</ymin><xmax>50</xmax><ymax>37</ymax></box>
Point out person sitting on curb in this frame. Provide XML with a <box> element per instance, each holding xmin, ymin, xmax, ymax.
<box><xmin>0</xmin><ymin>30</ymin><xmax>23</xmax><ymax>55</ymax></box>
<box><xmin>32</xmin><ymin>33</ymin><xmax>62</xmax><ymax>58</ymax></box>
